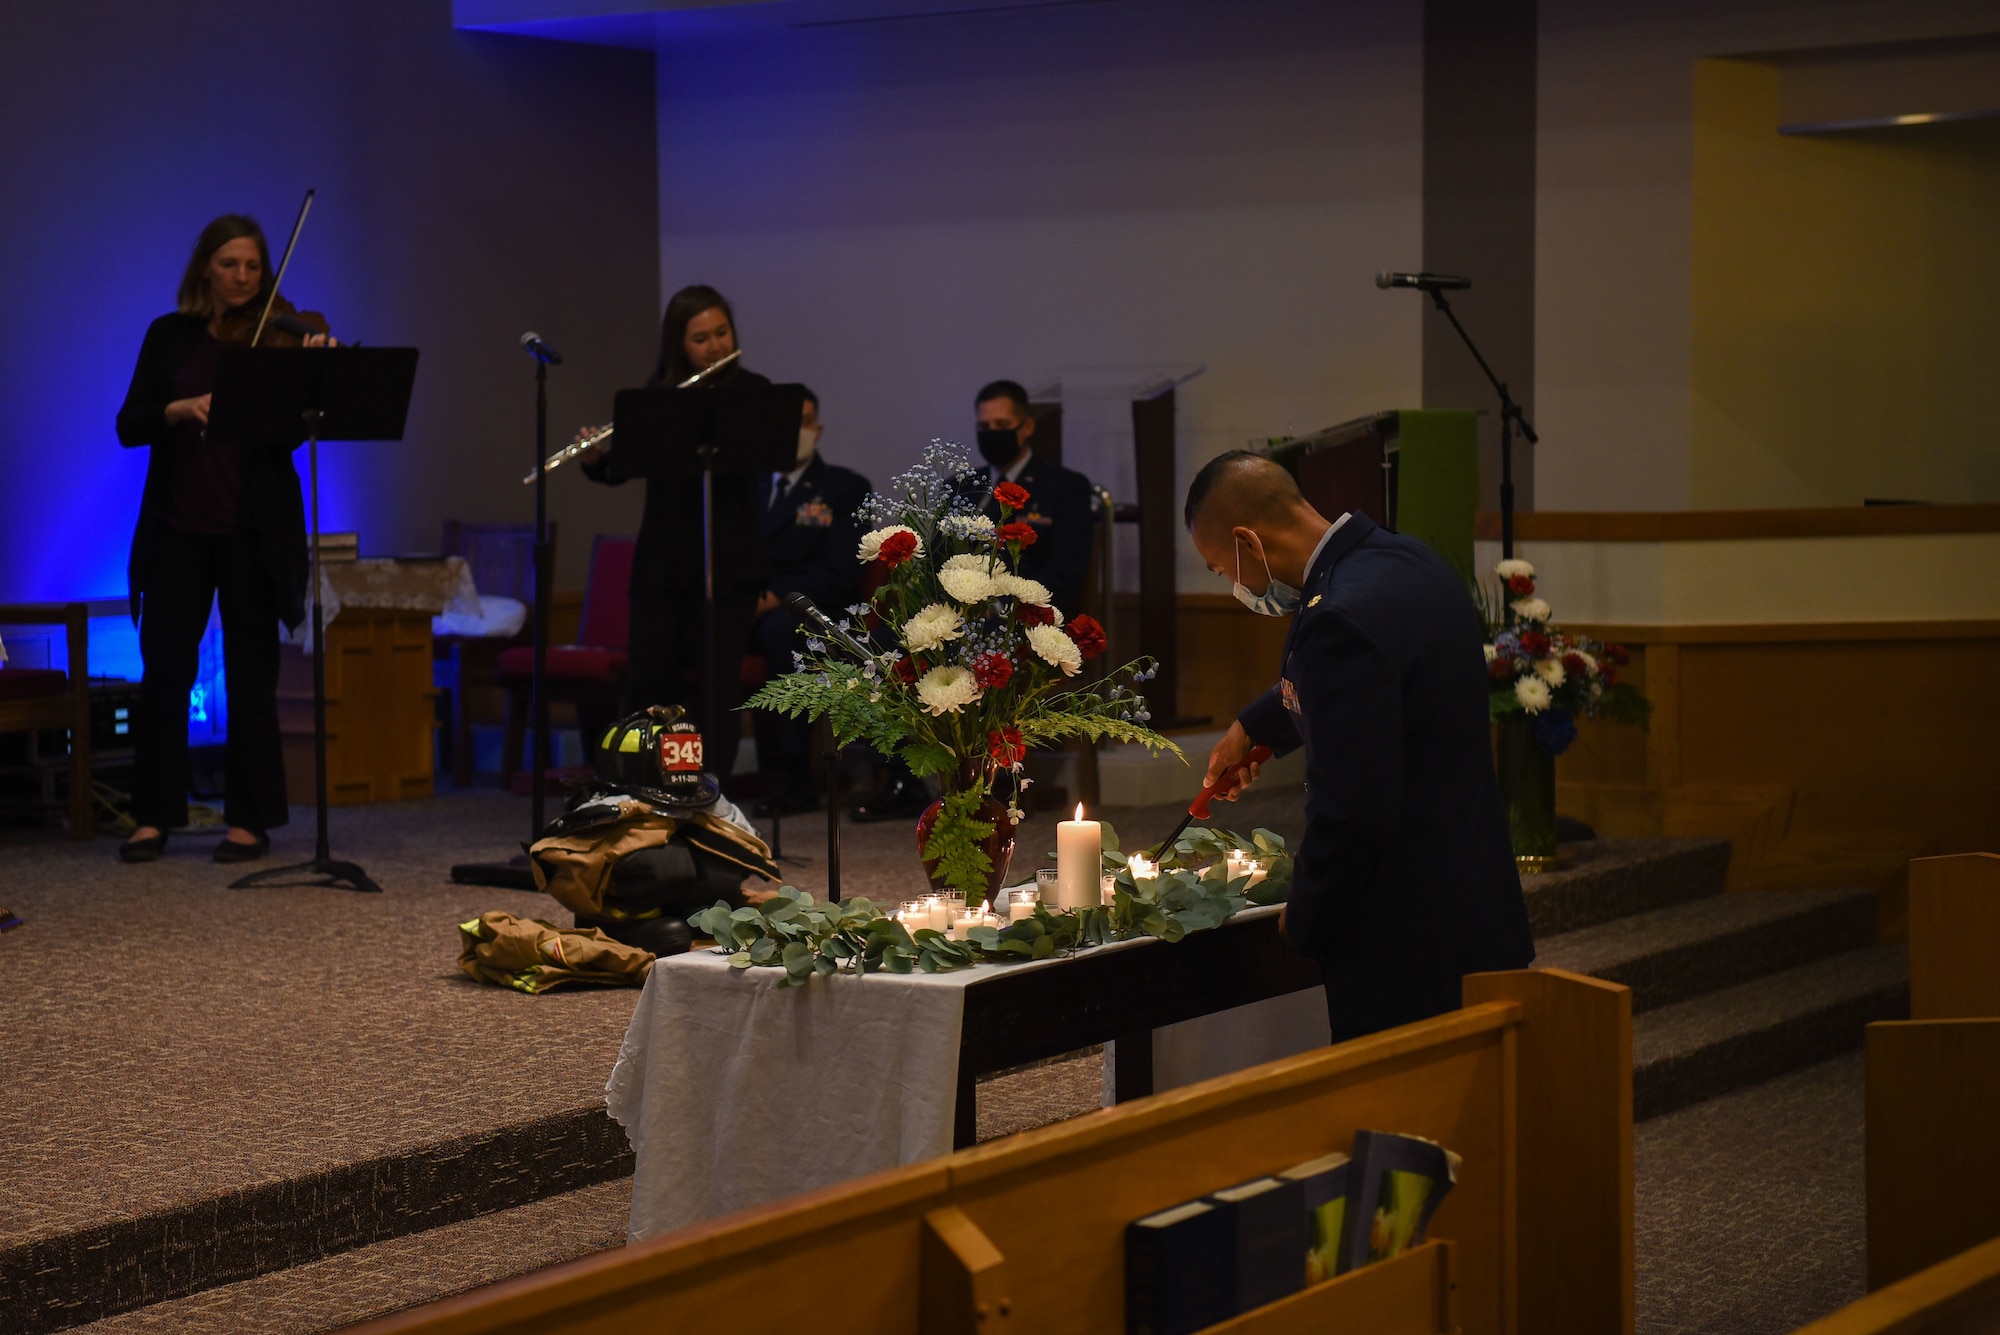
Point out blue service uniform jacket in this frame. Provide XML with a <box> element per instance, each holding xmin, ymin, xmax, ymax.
<box><xmin>755</xmin><ymin>453</ymin><xmax>872</xmax><ymax>613</ymax></box>
<box><xmin>981</xmin><ymin>451</ymin><xmax>1094</xmax><ymax>615</ymax></box>
<box><xmin>1238</xmin><ymin>513</ymin><xmax>1534</xmax><ymax>1040</ymax></box>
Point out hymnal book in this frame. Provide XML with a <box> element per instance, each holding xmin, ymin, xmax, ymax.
<box><xmin>1340</xmin><ymin>1131</ymin><xmax>1461</xmax><ymax>1273</ymax></box>
<box><xmin>1278</xmin><ymin>1150</ymin><xmax>1354</xmax><ymax>1284</ymax></box>
<box><xmin>1209</xmin><ymin>1176</ymin><xmax>1307</xmax><ymax>1313</ymax></box>
<box><xmin>1125</xmin><ymin>1199</ymin><xmax>1233</xmax><ymax>1335</ymax></box>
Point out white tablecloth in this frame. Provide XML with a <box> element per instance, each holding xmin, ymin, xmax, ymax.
<box><xmin>604</xmin><ymin>906</ymin><xmax>1323</xmax><ymax>1241</ymax></box>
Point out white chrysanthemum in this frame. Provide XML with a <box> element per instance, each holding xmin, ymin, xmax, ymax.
<box><xmin>914</xmin><ymin>664</ymin><xmax>980</xmax><ymax>716</ymax></box>
<box><xmin>1533</xmin><ymin>657</ymin><xmax>1566</xmax><ymax>687</ymax></box>
<box><xmin>1511</xmin><ymin>597</ymin><xmax>1552</xmax><ymax>623</ymax></box>
<box><xmin>1514</xmin><ymin>676</ymin><xmax>1551</xmax><ymax>714</ymax></box>
<box><xmin>939</xmin><ymin>514</ymin><xmax>996</xmax><ymax>541</ymax></box>
<box><xmin>902</xmin><ymin>602</ymin><xmax>964</xmax><ymax>653</ymax></box>
<box><xmin>994</xmin><ymin>573</ymin><xmax>1053</xmax><ymax>607</ymax></box>
<box><xmin>1483</xmin><ymin>644</ymin><xmax>1498</xmax><ymax>663</ymax></box>
<box><xmin>1026</xmin><ymin>623</ymin><xmax>1082</xmax><ymax>676</ymax></box>
<box><xmin>936</xmin><ymin>553</ymin><xmax>1002</xmax><ymax>604</ymax></box>
<box><xmin>1495</xmin><ymin>558</ymin><xmax>1535</xmax><ymax>581</ymax></box>
<box><xmin>856</xmin><ymin>524</ymin><xmax>921</xmax><ymax>564</ymax></box>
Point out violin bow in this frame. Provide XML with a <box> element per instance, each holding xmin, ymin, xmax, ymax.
<box><xmin>251</xmin><ymin>186</ymin><xmax>316</xmax><ymax>347</ymax></box>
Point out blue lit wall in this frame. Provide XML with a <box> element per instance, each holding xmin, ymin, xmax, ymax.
<box><xmin>0</xmin><ymin>0</ymin><xmax>660</xmax><ymax>656</ymax></box>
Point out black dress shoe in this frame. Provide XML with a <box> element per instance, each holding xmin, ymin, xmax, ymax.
<box><xmin>849</xmin><ymin>775</ymin><xmax>933</xmax><ymax>824</ymax></box>
<box><xmin>214</xmin><ymin>832</ymin><xmax>270</xmax><ymax>864</ymax></box>
<box><xmin>119</xmin><ymin>833</ymin><xmax>168</xmax><ymax>863</ymax></box>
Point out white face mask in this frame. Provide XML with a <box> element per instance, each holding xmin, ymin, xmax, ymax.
<box><xmin>1231</xmin><ymin>532</ymin><xmax>1301</xmax><ymax>617</ymax></box>
<box><xmin>797</xmin><ymin>426</ymin><xmax>819</xmax><ymax>465</ymax></box>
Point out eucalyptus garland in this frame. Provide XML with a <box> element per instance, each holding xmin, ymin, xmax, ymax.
<box><xmin>687</xmin><ymin>823</ymin><xmax>1293</xmax><ymax>988</ymax></box>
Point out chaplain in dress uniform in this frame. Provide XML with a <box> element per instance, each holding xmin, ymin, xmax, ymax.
<box><xmin>1184</xmin><ymin>450</ymin><xmax>1534</xmax><ymax>1042</ymax></box>
<box><xmin>973</xmin><ymin>379</ymin><xmax>1095</xmax><ymax>615</ymax></box>
<box><xmin>749</xmin><ymin>387</ymin><xmax>872</xmax><ymax>812</ymax></box>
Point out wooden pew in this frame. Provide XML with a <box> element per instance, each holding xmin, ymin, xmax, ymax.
<box><xmin>348</xmin><ymin>968</ymin><xmax>1630</xmax><ymax>1335</ymax></box>
<box><xmin>1794</xmin><ymin>1235</ymin><xmax>2000</xmax><ymax>1334</ymax></box>
<box><xmin>1907</xmin><ymin>853</ymin><xmax>2000</xmax><ymax>1020</ymax></box>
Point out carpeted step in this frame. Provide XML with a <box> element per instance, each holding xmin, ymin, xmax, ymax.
<box><xmin>1521</xmin><ymin>837</ymin><xmax>1732</xmax><ymax>937</ymax></box>
<box><xmin>1535</xmin><ymin>886</ymin><xmax>1879</xmax><ymax>1014</ymax></box>
<box><xmin>67</xmin><ymin>1179</ymin><xmax>632</xmax><ymax>1334</ymax></box>
<box><xmin>1</xmin><ymin>1105</ymin><xmax>631</xmax><ymax>1335</ymax></box>
<box><xmin>1633</xmin><ymin>943</ymin><xmax>1909</xmax><ymax>1122</ymax></box>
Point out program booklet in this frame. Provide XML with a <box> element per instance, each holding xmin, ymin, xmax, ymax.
<box><xmin>1278</xmin><ymin>1150</ymin><xmax>1354</xmax><ymax>1284</ymax></box>
<box><xmin>1340</xmin><ymin>1131</ymin><xmax>1461</xmax><ymax>1273</ymax></box>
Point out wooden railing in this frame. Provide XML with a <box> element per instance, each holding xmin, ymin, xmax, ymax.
<box><xmin>348</xmin><ymin>968</ymin><xmax>1632</xmax><ymax>1335</ymax></box>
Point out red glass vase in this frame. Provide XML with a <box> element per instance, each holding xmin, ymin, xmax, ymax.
<box><xmin>914</xmin><ymin>763</ymin><xmax>1017</xmax><ymax>909</ymax></box>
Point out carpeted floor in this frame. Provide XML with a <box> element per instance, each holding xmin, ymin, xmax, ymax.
<box><xmin>0</xmin><ymin>778</ymin><xmax>1304</xmax><ymax>1254</ymax></box>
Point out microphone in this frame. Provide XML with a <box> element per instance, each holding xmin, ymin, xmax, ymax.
<box><xmin>783</xmin><ymin>592</ymin><xmax>876</xmax><ymax>660</ymax></box>
<box><xmin>1375</xmin><ymin>272</ymin><xmax>1472</xmax><ymax>291</ymax></box>
<box><xmin>519</xmin><ymin>332</ymin><xmax>563</xmax><ymax>365</ymax></box>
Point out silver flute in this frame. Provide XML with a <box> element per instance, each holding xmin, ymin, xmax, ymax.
<box><xmin>521</xmin><ymin>348</ymin><xmax>743</xmax><ymax>484</ymax></box>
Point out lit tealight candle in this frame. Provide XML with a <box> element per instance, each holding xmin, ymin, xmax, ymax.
<box><xmin>949</xmin><ymin>909</ymin><xmax>983</xmax><ymax>941</ymax></box>
<box><xmin>1127</xmin><ymin>853</ymin><xmax>1159</xmax><ymax>881</ymax></box>
<box><xmin>1009</xmin><ymin>887</ymin><xmax>1039</xmax><ymax>922</ymax></box>
<box><xmin>1100</xmin><ymin>874</ymin><xmax>1117</xmax><ymax>906</ymax></box>
<box><xmin>1244</xmin><ymin>859</ymin><xmax>1268</xmax><ymax>888</ymax></box>
<box><xmin>1225</xmin><ymin>851</ymin><xmax>1252</xmax><ymax>882</ymax></box>
<box><xmin>925</xmin><ymin>895</ymin><xmax>950</xmax><ymax>931</ymax></box>
<box><xmin>1057</xmin><ymin>803</ymin><xmax>1102</xmax><ymax>911</ymax></box>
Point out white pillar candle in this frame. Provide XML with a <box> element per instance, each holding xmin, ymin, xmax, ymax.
<box><xmin>1057</xmin><ymin>803</ymin><xmax>1102</xmax><ymax>910</ymax></box>
<box><xmin>926</xmin><ymin>896</ymin><xmax>950</xmax><ymax>931</ymax></box>
<box><xmin>1100</xmin><ymin>874</ymin><xmax>1117</xmax><ymax>906</ymax></box>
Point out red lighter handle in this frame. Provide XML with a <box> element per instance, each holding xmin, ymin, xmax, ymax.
<box><xmin>1190</xmin><ymin>745</ymin><xmax>1274</xmax><ymax>819</ymax></box>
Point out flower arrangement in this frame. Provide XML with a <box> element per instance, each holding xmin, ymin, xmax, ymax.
<box><xmin>744</xmin><ymin>441</ymin><xmax>1180</xmax><ymax>903</ymax></box>
<box><xmin>1482</xmin><ymin>558</ymin><xmax>1650</xmax><ymax>753</ymax></box>
<box><xmin>688</xmin><ymin>821</ymin><xmax>1290</xmax><ymax>986</ymax></box>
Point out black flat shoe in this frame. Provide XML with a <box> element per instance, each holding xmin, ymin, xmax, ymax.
<box><xmin>214</xmin><ymin>832</ymin><xmax>270</xmax><ymax>864</ymax></box>
<box><xmin>119</xmin><ymin>833</ymin><xmax>167</xmax><ymax>863</ymax></box>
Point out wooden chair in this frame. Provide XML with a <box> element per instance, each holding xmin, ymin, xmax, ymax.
<box><xmin>0</xmin><ymin>603</ymin><xmax>92</xmax><ymax>839</ymax></box>
<box><xmin>349</xmin><ymin>967</ymin><xmax>1633</xmax><ymax>1335</ymax></box>
<box><xmin>498</xmin><ymin>535</ymin><xmax>633</xmax><ymax>791</ymax></box>
<box><xmin>434</xmin><ymin>521</ymin><xmax>554</xmax><ymax>787</ymax></box>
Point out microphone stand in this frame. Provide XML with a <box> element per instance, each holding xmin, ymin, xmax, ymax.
<box><xmin>1422</xmin><ymin>288</ymin><xmax>1539</xmax><ymax>560</ymax></box>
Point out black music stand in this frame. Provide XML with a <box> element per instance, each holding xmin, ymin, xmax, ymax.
<box><xmin>610</xmin><ymin>383</ymin><xmax>804</xmax><ymax>752</ymax></box>
<box><xmin>210</xmin><ymin>346</ymin><xmax>420</xmax><ymax>894</ymax></box>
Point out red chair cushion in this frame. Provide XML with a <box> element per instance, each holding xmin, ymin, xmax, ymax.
<box><xmin>497</xmin><ymin>645</ymin><xmax>628</xmax><ymax>684</ymax></box>
<box><xmin>0</xmin><ymin>668</ymin><xmax>68</xmax><ymax>702</ymax></box>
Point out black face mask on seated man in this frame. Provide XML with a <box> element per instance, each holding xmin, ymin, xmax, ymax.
<box><xmin>976</xmin><ymin>427</ymin><xmax>1023</xmax><ymax>471</ymax></box>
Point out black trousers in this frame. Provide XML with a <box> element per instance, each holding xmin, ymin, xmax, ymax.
<box><xmin>749</xmin><ymin>605</ymin><xmax>813</xmax><ymax>776</ymax></box>
<box><xmin>133</xmin><ymin>528</ymin><xmax>289</xmax><ymax>832</ymax></box>
<box><xmin>624</xmin><ymin>579</ymin><xmax>758</xmax><ymax>769</ymax></box>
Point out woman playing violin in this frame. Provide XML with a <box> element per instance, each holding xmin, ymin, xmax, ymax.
<box><xmin>113</xmin><ymin>214</ymin><xmax>331</xmax><ymax>865</ymax></box>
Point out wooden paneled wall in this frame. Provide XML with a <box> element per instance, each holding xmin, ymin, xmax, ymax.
<box><xmin>1553</xmin><ymin>621</ymin><xmax>2000</xmax><ymax>924</ymax></box>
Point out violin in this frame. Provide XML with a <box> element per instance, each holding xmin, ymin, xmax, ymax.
<box><xmin>217</xmin><ymin>188</ymin><xmax>334</xmax><ymax>347</ymax></box>
<box><xmin>215</xmin><ymin>291</ymin><xmax>331</xmax><ymax>347</ymax></box>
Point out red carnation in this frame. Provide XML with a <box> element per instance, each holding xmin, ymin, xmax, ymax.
<box><xmin>1602</xmin><ymin>665</ymin><xmax>1620</xmax><ymax>687</ymax></box>
<box><xmin>993</xmin><ymin>481</ymin><xmax>1030</xmax><ymax>511</ymax></box>
<box><xmin>1487</xmin><ymin>655</ymin><xmax>1514</xmax><ymax>683</ymax></box>
<box><xmin>878</xmin><ymin>530</ymin><xmax>919</xmax><ymax>568</ymax></box>
<box><xmin>1017</xmin><ymin>603</ymin><xmax>1057</xmax><ymax>627</ymax></box>
<box><xmin>1064</xmin><ymin>613</ymin><xmax>1108</xmax><ymax>660</ymax></box>
<box><xmin>987</xmin><ymin>726</ymin><xmax>1027</xmax><ymax>767</ymax></box>
<box><xmin>1506</xmin><ymin>574</ymin><xmax>1536</xmax><ymax>596</ymax></box>
<box><xmin>996</xmin><ymin>521</ymin><xmax>1038</xmax><ymax>549</ymax></box>
<box><xmin>1519</xmin><ymin>630</ymin><xmax>1550</xmax><ymax>658</ymax></box>
<box><xmin>971</xmin><ymin>651</ymin><xmax>1014</xmax><ymax>689</ymax></box>
<box><xmin>1604</xmin><ymin>643</ymin><xmax>1630</xmax><ymax>666</ymax></box>
<box><xmin>1561</xmin><ymin>652</ymin><xmax>1589</xmax><ymax>678</ymax></box>
<box><xmin>891</xmin><ymin>656</ymin><xmax>919</xmax><ymax>684</ymax></box>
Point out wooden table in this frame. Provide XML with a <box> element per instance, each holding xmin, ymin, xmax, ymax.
<box><xmin>953</xmin><ymin>906</ymin><xmax>1322</xmax><ymax>1147</ymax></box>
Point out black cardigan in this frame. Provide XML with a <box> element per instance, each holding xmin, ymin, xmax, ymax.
<box><xmin>581</xmin><ymin>361</ymin><xmax>773</xmax><ymax>596</ymax></box>
<box><xmin>116</xmin><ymin>313</ymin><xmax>310</xmax><ymax>628</ymax></box>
